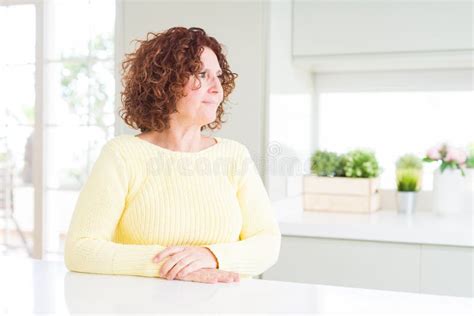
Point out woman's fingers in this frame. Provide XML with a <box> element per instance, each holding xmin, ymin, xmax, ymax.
<box><xmin>167</xmin><ymin>257</ymin><xmax>203</xmax><ymax>280</ymax></box>
<box><xmin>154</xmin><ymin>246</ymin><xmax>218</xmax><ymax>279</ymax></box>
<box><xmin>216</xmin><ymin>270</ymin><xmax>239</xmax><ymax>283</ymax></box>
<box><xmin>153</xmin><ymin>246</ymin><xmax>186</xmax><ymax>264</ymax></box>
<box><xmin>225</xmin><ymin>271</ymin><xmax>240</xmax><ymax>282</ymax></box>
<box><xmin>159</xmin><ymin>251</ymin><xmax>190</xmax><ymax>278</ymax></box>
<box><xmin>180</xmin><ymin>269</ymin><xmax>218</xmax><ymax>284</ymax></box>
<box><xmin>175</xmin><ymin>261</ymin><xmax>206</xmax><ymax>279</ymax></box>
<box><xmin>172</xmin><ymin>268</ymin><xmax>241</xmax><ymax>284</ymax></box>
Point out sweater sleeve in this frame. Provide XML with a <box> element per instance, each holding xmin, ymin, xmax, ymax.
<box><xmin>64</xmin><ymin>143</ymin><xmax>167</xmax><ymax>278</ymax></box>
<box><xmin>205</xmin><ymin>146</ymin><xmax>282</xmax><ymax>277</ymax></box>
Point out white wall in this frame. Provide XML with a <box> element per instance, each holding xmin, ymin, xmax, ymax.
<box><xmin>114</xmin><ymin>0</ymin><xmax>269</xmax><ymax>175</ymax></box>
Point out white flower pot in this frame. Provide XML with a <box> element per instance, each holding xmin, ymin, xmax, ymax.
<box><xmin>433</xmin><ymin>169</ymin><xmax>471</xmax><ymax>215</ymax></box>
<box><xmin>464</xmin><ymin>169</ymin><xmax>474</xmax><ymax>213</ymax></box>
<box><xmin>397</xmin><ymin>192</ymin><xmax>417</xmax><ymax>215</ymax></box>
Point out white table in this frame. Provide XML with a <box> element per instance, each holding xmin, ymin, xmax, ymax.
<box><xmin>0</xmin><ymin>256</ymin><xmax>472</xmax><ymax>314</ymax></box>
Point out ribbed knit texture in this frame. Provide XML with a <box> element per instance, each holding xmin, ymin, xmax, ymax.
<box><xmin>64</xmin><ymin>134</ymin><xmax>281</xmax><ymax>280</ymax></box>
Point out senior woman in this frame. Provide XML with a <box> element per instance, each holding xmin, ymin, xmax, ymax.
<box><xmin>64</xmin><ymin>27</ymin><xmax>281</xmax><ymax>284</ymax></box>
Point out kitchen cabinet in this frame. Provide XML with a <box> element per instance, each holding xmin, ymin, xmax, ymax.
<box><xmin>263</xmin><ymin>236</ymin><xmax>473</xmax><ymax>298</ymax></box>
<box><xmin>420</xmin><ymin>245</ymin><xmax>473</xmax><ymax>297</ymax></box>
<box><xmin>263</xmin><ymin>236</ymin><xmax>420</xmax><ymax>293</ymax></box>
<box><xmin>291</xmin><ymin>1</ymin><xmax>474</xmax><ymax>71</ymax></box>
<box><xmin>266</xmin><ymin>199</ymin><xmax>473</xmax><ymax>297</ymax></box>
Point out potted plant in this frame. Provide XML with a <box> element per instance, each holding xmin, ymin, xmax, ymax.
<box><xmin>465</xmin><ymin>142</ymin><xmax>474</xmax><ymax>213</ymax></box>
<box><xmin>304</xmin><ymin>149</ymin><xmax>382</xmax><ymax>213</ymax></box>
<box><xmin>423</xmin><ymin>143</ymin><xmax>468</xmax><ymax>214</ymax></box>
<box><xmin>339</xmin><ymin>149</ymin><xmax>380</xmax><ymax>178</ymax></box>
<box><xmin>310</xmin><ymin>150</ymin><xmax>340</xmax><ymax>177</ymax></box>
<box><xmin>395</xmin><ymin>154</ymin><xmax>422</xmax><ymax>214</ymax></box>
<box><xmin>467</xmin><ymin>142</ymin><xmax>474</xmax><ymax>169</ymax></box>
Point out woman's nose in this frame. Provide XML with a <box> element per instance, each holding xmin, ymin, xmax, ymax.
<box><xmin>209</xmin><ymin>77</ymin><xmax>222</xmax><ymax>94</ymax></box>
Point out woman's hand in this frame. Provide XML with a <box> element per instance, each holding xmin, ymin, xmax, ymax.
<box><xmin>176</xmin><ymin>268</ymin><xmax>240</xmax><ymax>284</ymax></box>
<box><xmin>153</xmin><ymin>246</ymin><xmax>218</xmax><ymax>280</ymax></box>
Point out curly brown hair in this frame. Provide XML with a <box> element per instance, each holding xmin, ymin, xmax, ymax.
<box><xmin>119</xmin><ymin>27</ymin><xmax>238</xmax><ymax>133</ymax></box>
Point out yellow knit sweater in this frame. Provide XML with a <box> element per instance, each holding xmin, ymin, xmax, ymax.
<box><xmin>64</xmin><ymin>135</ymin><xmax>281</xmax><ymax>280</ymax></box>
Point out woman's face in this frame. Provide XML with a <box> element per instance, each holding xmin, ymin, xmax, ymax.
<box><xmin>174</xmin><ymin>46</ymin><xmax>224</xmax><ymax>127</ymax></box>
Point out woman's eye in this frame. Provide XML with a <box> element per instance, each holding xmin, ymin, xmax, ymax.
<box><xmin>217</xmin><ymin>74</ymin><xmax>224</xmax><ymax>82</ymax></box>
<box><xmin>198</xmin><ymin>72</ymin><xmax>206</xmax><ymax>79</ymax></box>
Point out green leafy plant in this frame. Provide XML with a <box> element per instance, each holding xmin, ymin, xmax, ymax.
<box><xmin>467</xmin><ymin>142</ymin><xmax>474</xmax><ymax>169</ymax></box>
<box><xmin>396</xmin><ymin>169</ymin><xmax>422</xmax><ymax>192</ymax></box>
<box><xmin>310</xmin><ymin>150</ymin><xmax>340</xmax><ymax>176</ymax></box>
<box><xmin>396</xmin><ymin>154</ymin><xmax>423</xmax><ymax>192</ymax></box>
<box><xmin>396</xmin><ymin>154</ymin><xmax>423</xmax><ymax>170</ymax></box>
<box><xmin>340</xmin><ymin>149</ymin><xmax>381</xmax><ymax>178</ymax></box>
<box><xmin>335</xmin><ymin>156</ymin><xmax>346</xmax><ymax>177</ymax></box>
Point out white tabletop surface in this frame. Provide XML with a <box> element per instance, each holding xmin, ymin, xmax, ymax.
<box><xmin>273</xmin><ymin>197</ymin><xmax>474</xmax><ymax>247</ymax></box>
<box><xmin>0</xmin><ymin>256</ymin><xmax>472</xmax><ymax>315</ymax></box>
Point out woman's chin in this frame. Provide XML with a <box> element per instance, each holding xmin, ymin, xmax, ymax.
<box><xmin>201</xmin><ymin>117</ymin><xmax>216</xmax><ymax>126</ymax></box>
<box><xmin>199</xmin><ymin>112</ymin><xmax>217</xmax><ymax>125</ymax></box>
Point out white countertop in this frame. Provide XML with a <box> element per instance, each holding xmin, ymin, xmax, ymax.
<box><xmin>273</xmin><ymin>197</ymin><xmax>474</xmax><ymax>247</ymax></box>
<box><xmin>0</xmin><ymin>256</ymin><xmax>472</xmax><ymax>314</ymax></box>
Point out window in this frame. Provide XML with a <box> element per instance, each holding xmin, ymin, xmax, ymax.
<box><xmin>319</xmin><ymin>91</ymin><xmax>474</xmax><ymax>190</ymax></box>
<box><xmin>267</xmin><ymin>69</ymin><xmax>473</xmax><ymax>201</ymax></box>
<box><xmin>0</xmin><ymin>0</ymin><xmax>115</xmax><ymax>259</ymax></box>
<box><xmin>0</xmin><ymin>4</ymin><xmax>36</xmax><ymax>256</ymax></box>
<box><xmin>44</xmin><ymin>0</ymin><xmax>115</xmax><ymax>258</ymax></box>
<box><xmin>315</xmin><ymin>70</ymin><xmax>474</xmax><ymax>191</ymax></box>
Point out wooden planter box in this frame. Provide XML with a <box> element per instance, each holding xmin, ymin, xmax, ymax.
<box><xmin>303</xmin><ymin>175</ymin><xmax>381</xmax><ymax>213</ymax></box>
